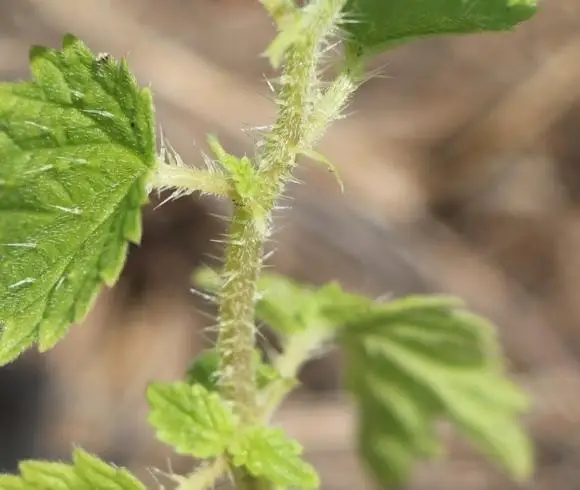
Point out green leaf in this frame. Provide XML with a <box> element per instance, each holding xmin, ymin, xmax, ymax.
<box><xmin>255</xmin><ymin>274</ymin><xmax>320</xmax><ymax>334</ymax></box>
<box><xmin>0</xmin><ymin>448</ymin><xmax>145</xmax><ymax>489</ymax></box>
<box><xmin>147</xmin><ymin>381</ymin><xmax>238</xmax><ymax>458</ymax></box>
<box><xmin>186</xmin><ymin>349</ymin><xmax>281</xmax><ymax>392</ymax></box>
<box><xmin>186</xmin><ymin>350</ymin><xmax>221</xmax><ymax>392</ymax></box>
<box><xmin>338</xmin><ymin>295</ymin><xmax>533</xmax><ymax>485</ymax></box>
<box><xmin>229</xmin><ymin>426</ymin><xmax>319</xmax><ymax>489</ymax></box>
<box><xmin>0</xmin><ymin>34</ymin><xmax>155</xmax><ymax>364</ymax></box>
<box><xmin>343</xmin><ymin>0</ymin><xmax>537</xmax><ymax>61</ymax></box>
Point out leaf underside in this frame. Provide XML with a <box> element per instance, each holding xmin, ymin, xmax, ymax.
<box><xmin>335</xmin><ymin>294</ymin><xmax>533</xmax><ymax>485</ymax></box>
<box><xmin>343</xmin><ymin>0</ymin><xmax>537</xmax><ymax>59</ymax></box>
<box><xmin>0</xmin><ymin>34</ymin><xmax>155</xmax><ymax>364</ymax></box>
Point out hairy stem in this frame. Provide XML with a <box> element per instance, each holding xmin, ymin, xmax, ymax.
<box><xmin>214</xmin><ymin>1</ymin><xmax>352</xmax><ymax>489</ymax></box>
<box><xmin>261</xmin><ymin>325</ymin><xmax>334</xmax><ymax>422</ymax></box>
<box><xmin>216</xmin><ymin>0</ymin><xmax>343</xmax><ymax>420</ymax></box>
<box><xmin>217</xmin><ymin>206</ymin><xmax>263</xmax><ymax>424</ymax></box>
<box><xmin>153</xmin><ymin>162</ymin><xmax>229</xmax><ymax>198</ymax></box>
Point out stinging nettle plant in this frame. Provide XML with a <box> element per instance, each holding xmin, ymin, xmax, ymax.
<box><xmin>0</xmin><ymin>1</ymin><xmax>538</xmax><ymax>489</ymax></box>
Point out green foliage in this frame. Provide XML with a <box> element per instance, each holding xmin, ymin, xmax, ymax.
<box><xmin>0</xmin><ymin>448</ymin><xmax>145</xmax><ymax>489</ymax></box>
<box><xmin>343</xmin><ymin>0</ymin><xmax>537</xmax><ymax>61</ymax></box>
<box><xmin>147</xmin><ymin>382</ymin><xmax>238</xmax><ymax>458</ymax></box>
<box><xmin>229</xmin><ymin>426</ymin><xmax>319</xmax><ymax>489</ymax></box>
<box><xmin>0</xmin><ymin>34</ymin><xmax>155</xmax><ymax>365</ymax></box>
<box><xmin>186</xmin><ymin>349</ymin><xmax>280</xmax><ymax>392</ymax></box>
<box><xmin>195</xmin><ymin>267</ymin><xmax>532</xmax><ymax>484</ymax></box>
<box><xmin>0</xmin><ymin>3</ymin><xmax>539</xmax><ymax>488</ymax></box>
<box><xmin>332</xmin><ymin>293</ymin><xmax>533</xmax><ymax>485</ymax></box>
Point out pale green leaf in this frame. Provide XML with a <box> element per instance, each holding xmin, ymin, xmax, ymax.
<box><xmin>343</xmin><ymin>0</ymin><xmax>537</xmax><ymax>61</ymax></box>
<box><xmin>255</xmin><ymin>274</ymin><xmax>320</xmax><ymax>334</ymax></box>
<box><xmin>338</xmin><ymin>294</ymin><xmax>533</xmax><ymax>485</ymax></box>
<box><xmin>0</xmin><ymin>448</ymin><xmax>145</xmax><ymax>489</ymax></box>
<box><xmin>229</xmin><ymin>426</ymin><xmax>319</xmax><ymax>489</ymax></box>
<box><xmin>0</xmin><ymin>34</ymin><xmax>155</xmax><ymax>364</ymax></box>
<box><xmin>147</xmin><ymin>382</ymin><xmax>238</xmax><ymax>458</ymax></box>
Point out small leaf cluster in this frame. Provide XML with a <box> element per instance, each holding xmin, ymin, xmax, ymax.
<box><xmin>147</xmin><ymin>381</ymin><xmax>319</xmax><ymax>489</ymax></box>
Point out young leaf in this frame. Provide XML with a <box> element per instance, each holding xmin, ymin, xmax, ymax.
<box><xmin>206</xmin><ymin>135</ymin><xmax>268</xmax><ymax>232</ymax></box>
<box><xmin>0</xmin><ymin>448</ymin><xmax>145</xmax><ymax>489</ymax></box>
<box><xmin>0</xmin><ymin>34</ymin><xmax>155</xmax><ymax>365</ymax></box>
<box><xmin>337</xmin><ymin>295</ymin><xmax>533</xmax><ymax>485</ymax></box>
<box><xmin>228</xmin><ymin>426</ymin><xmax>319</xmax><ymax>489</ymax></box>
<box><xmin>343</xmin><ymin>0</ymin><xmax>537</xmax><ymax>61</ymax></box>
<box><xmin>147</xmin><ymin>382</ymin><xmax>238</xmax><ymax>458</ymax></box>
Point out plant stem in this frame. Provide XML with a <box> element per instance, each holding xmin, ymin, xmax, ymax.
<box><xmin>153</xmin><ymin>162</ymin><xmax>229</xmax><ymax>198</ymax></box>
<box><xmin>214</xmin><ymin>2</ymin><xmax>352</xmax><ymax>489</ymax></box>
<box><xmin>216</xmin><ymin>3</ymin><xmax>326</xmax><ymax>423</ymax></box>
<box><xmin>217</xmin><ymin>205</ymin><xmax>263</xmax><ymax>424</ymax></box>
<box><xmin>261</xmin><ymin>325</ymin><xmax>333</xmax><ymax>422</ymax></box>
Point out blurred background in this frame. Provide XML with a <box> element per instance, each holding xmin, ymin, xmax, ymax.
<box><xmin>2</xmin><ymin>0</ymin><xmax>580</xmax><ymax>488</ymax></box>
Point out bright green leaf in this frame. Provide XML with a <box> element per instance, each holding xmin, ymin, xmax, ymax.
<box><xmin>0</xmin><ymin>448</ymin><xmax>145</xmax><ymax>489</ymax></box>
<box><xmin>229</xmin><ymin>426</ymin><xmax>319</xmax><ymax>489</ymax></box>
<box><xmin>338</xmin><ymin>295</ymin><xmax>533</xmax><ymax>485</ymax></box>
<box><xmin>147</xmin><ymin>381</ymin><xmax>238</xmax><ymax>458</ymax></box>
<box><xmin>343</xmin><ymin>0</ymin><xmax>537</xmax><ymax>61</ymax></box>
<box><xmin>0</xmin><ymin>34</ymin><xmax>155</xmax><ymax>365</ymax></box>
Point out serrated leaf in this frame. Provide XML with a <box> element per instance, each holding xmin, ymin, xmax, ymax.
<box><xmin>229</xmin><ymin>426</ymin><xmax>319</xmax><ymax>489</ymax></box>
<box><xmin>147</xmin><ymin>381</ymin><xmax>238</xmax><ymax>458</ymax></box>
<box><xmin>338</xmin><ymin>295</ymin><xmax>533</xmax><ymax>485</ymax></box>
<box><xmin>343</xmin><ymin>0</ymin><xmax>537</xmax><ymax>61</ymax></box>
<box><xmin>186</xmin><ymin>349</ymin><xmax>281</xmax><ymax>392</ymax></box>
<box><xmin>0</xmin><ymin>34</ymin><xmax>155</xmax><ymax>364</ymax></box>
<box><xmin>0</xmin><ymin>448</ymin><xmax>145</xmax><ymax>489</ymax></box>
